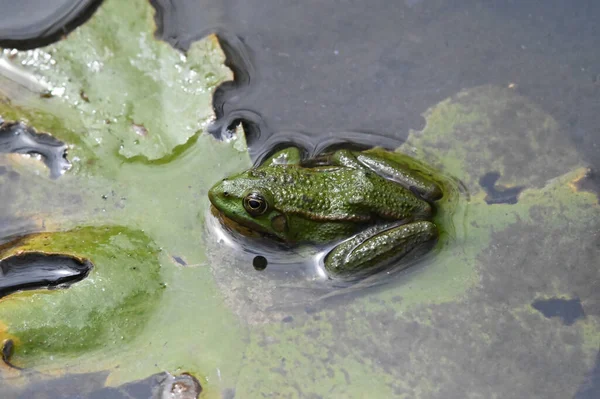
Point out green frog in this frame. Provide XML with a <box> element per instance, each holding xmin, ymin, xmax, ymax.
<box><xmin>208</xmin><ymin>146</ymin><xmax>444</xmax><ymax>281</ymax></box>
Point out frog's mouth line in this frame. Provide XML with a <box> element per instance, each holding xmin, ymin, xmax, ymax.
<box><xmin>210</xmin><ymin>205</ymin><xmax>271</xmax><ymax>240</ymax></box>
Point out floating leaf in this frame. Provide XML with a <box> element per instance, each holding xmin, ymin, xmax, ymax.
<box><xmin>0</xmin><ymin>226</ymin><xmax>163</xmax><ymax>365</ymax></box>
<box><xmin>1</xmin><ymin>0</ymin><xmax>230</xmax><ymax>166</ymax></box>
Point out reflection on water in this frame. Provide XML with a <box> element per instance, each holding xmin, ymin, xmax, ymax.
<box><xmin>0</xmin><ymin>121</ymin><xmax>70</xmax><ymax>178</ymax></box>
<box><xmin>0</xmin><ymin>0</ymin><xmax>102</xmax><ymax>50</ymax></box>
<box><xmin>0</xmin><ymin>251</ymin><xmax>92</xmax><ymax>298</ymax></box>
<box><xmin>205</xmin><ymin>205</ymin><xmax>445</xmax><ymax>314</ymax></box>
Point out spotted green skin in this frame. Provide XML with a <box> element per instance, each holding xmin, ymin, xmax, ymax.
<box><xmin>208</xmin><ymin>147</ymin><xmax>442</xmax><ymax>280</ymax></box>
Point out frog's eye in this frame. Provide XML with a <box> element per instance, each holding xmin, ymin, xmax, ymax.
<box><xmin>243</xmin><ymin>192</ymin><xmax>269</xmax><ymax>216</ymax></box>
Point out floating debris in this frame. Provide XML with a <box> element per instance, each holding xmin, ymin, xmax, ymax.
<box><xmin>157</xmin><ymin>372</ymin><xmax>202</xmax><ymax>399</ymax></box>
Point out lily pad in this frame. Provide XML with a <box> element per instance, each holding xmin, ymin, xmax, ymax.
<box><xmin>0</xmin><ymin>226</ymin><xmax>163</xmax><ymax>365</ymax></box>
<box><xmin>0</xmin><ymin>0</ymin><xmax>232</xmax><ymax>171</ymax></box>
<box><xmin>0</xmin><ymin>0</ymin><xmax>598</xmax><ymax>398</ymax></box>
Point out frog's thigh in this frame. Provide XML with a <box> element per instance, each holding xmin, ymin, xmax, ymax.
<box><xmin>355</xmin><ymin>153</ymin><xmax>443</xmax><ymax>201</ymax></box>
<box><xmin>324</xmin><ymin>221</ymin><xmax>438</xmax><ymax>279</ymax></box>
<box><xmin>259</xmin><ymin>146</ymin><xmax>303</xmax><ymax>168</ymax></box>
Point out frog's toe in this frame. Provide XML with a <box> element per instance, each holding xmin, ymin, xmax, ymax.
<box><xmin>416</xmin><ymin>183</ymin><xmax>443</xmax><ymax>202</ymax></box>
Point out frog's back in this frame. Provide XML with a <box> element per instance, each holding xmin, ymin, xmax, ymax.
<box><xmin>261</xmin><ymin>165</ymin><xmax>431</xmax><ymax>222</ymax></box>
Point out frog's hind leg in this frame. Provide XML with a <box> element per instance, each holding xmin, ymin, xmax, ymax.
<box><xmin>330</xmin><ymin>149</ymin><xmax>443</xmax><ymax>201</ymax></box>
<box><xmin>324</xmin><ymin>220</ymin><xmax>438</xmax><ymax>281</ymax></box>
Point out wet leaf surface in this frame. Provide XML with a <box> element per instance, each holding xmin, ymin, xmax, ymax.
<box><xmin>0</xmin><ymin>1</ymin><xmax>598</xmax><ymax>399</ymax></box>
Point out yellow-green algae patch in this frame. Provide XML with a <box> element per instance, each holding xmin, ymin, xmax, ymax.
<box><xmin>407</xmin><ymin>85</ymin><xmax>580</xmax><ymax>193</ymax></box>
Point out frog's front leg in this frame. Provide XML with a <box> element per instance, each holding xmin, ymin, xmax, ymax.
<box><xmin>330</xmin><ymin>149</ymin><xmax>443</xmax><ymax>201</ymax></box>
<box><xmin>323</xmin><ymin>220</ymin><xmax>438</xmax><ymax>280</ymax></box>
<box><xmin>258</xmin><ymin>146</ymin><xmax>303</xmax><ymax>168</ymax></box>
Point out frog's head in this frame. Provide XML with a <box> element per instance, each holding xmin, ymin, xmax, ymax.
<box><xmin>208</xmin><ymin>171</ymin><xmax>289</xmax><ymax>241</ymax></box>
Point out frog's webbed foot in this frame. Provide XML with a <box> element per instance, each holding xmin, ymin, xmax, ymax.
<box><xmin>258</xmin><ymin>146</ymin><xmax>303</xmax><ymax>168</ymax></box>
<box><xmin>324</xmin><ymin>220</ymin><xmax>438</xmax><ymax>281</ymax></box>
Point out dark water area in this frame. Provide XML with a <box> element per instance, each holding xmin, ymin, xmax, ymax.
<box><xmin>575</xmin><ymin>169</ymin><xmax>600</xmax><ymax>203</ymax></box>
<box><xmin>0</xmin><ymin>252</ymin><xmax>92</xmax><ymax>298</ymax></box>
<box><xmin>151</xmin><ymin>0</ymin><xmax>600</xmax><ymax>169</ymax></box>
<box><xmin>575</xmin><ymin>350</ymin><xmax>600</xmax><ymax>399</ymax></box>
<box><xmin>0</xmin><ymin>0</ymin><xmax>102</xmax><ymax>50</ymax></box>
<box><xmin>479</xmin><ymin>171</ymin><xmax>525</xmax><ymax>205</ymax></box>
<box><xmin>2</xmin><ymin>0</ymin><xmax>599</xmax><ymax>167</ymax></box>
<box><xmin>531</xmin><ymin>297</ymin><xmax>586</xmax><ymax>326</ymax></box>
<box><xmin>2</xmin><ymin>370</ymin><xmax>202</xmax><ymax>399</ymax></box>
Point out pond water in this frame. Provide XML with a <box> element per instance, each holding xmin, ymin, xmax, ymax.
<box><xmin>0</xmin><ymin>0</ymin><xmax>599</xmax><ymax>398</ymax></box>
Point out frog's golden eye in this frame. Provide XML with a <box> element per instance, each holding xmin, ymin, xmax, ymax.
<box><xmin>243</xmin><ymin>192</ymin><xmax>268</xmax><ymax>216</ymax></box>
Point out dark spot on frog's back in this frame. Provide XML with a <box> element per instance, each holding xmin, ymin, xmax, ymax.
<box><xmin>531</xmin><ymin>297</ymin><xmax>585</xmax><ymax>326</ymax></box>
<box><xmin>301</xmin><ymin>194</ymin><xmax>314</xmax><ymax>204</ymax></box>
<box><xmin>479</xmin><ymin>171</ymin><xmax>525</xmax><ymax>205</ymax></box>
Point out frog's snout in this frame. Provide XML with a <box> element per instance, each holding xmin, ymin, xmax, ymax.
<box><xmin>208</xmin><ymin>187</ymin><xmax>217</xmax><ymax>205</ymax></box>
<box><xmin>208</xmin><ymin>180</ymin><xmax>225</xmax><ymax>206</ymax></box>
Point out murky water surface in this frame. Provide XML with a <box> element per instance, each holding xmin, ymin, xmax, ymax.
<box><xmin>0</xmin><ymin>0</ymin><xmax>599</xmax><ymax>398</ymax></box>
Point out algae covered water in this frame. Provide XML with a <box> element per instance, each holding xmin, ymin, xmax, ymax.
<box><xmin>0</xmin><ymin>0</ymin><xmax>599</xmax><ymax>398</ymax></box>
